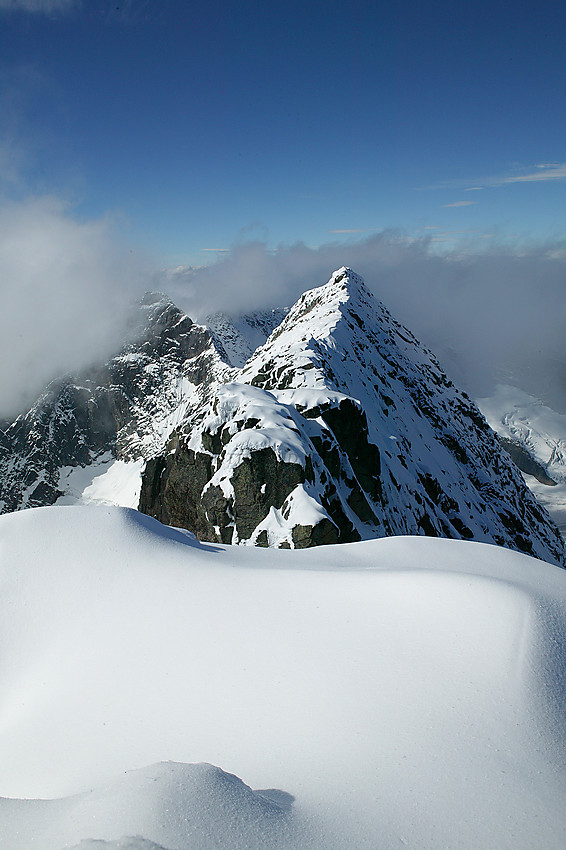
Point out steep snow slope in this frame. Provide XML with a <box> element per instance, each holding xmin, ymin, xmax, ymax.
<box><xmin>205</xmin><ymin>307</ymin><xmax>289</xmax><ymax>367</ymax></box>
<box><xmin>141</xmin><ymin>268</ymin><xmax>566</xmax><ymax>565</ymax></box>
<box><xmin>478</xmin><ymin>384</ymin><xmax>566</xmax><ymax>536</ymax></box>
<box><xmin>0</xmin><ymin>505</ymin><xmax>565</xmax><ymax>849</ymax></box>
<box><xmin>0</xmin><ymin>294</ymin><xmax>233</xmax><ymax>513</ymax></box>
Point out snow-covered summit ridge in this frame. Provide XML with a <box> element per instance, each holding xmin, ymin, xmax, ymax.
<box><xmin>241</xmin><ymin>266</ymin><xmax>443</xmax><ymax>393</ymax></box>
<box><xmin>141</xmin><ymin>268</ymin><xmax>566</xmax><ymax>564</ymax></box>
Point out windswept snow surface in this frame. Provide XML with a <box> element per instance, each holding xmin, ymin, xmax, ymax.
<box><xmin>1</xmin><ymin>506</ymin><xmax>566</xmax><ymax>849</ymax></box>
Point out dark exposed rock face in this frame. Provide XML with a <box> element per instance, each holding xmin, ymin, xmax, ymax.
<box><xmin>139</xmin><ymin>385</ymin><xmax>363</xmax><ymax>547</ymax></box>
<box><xmin>138</xmin><ymin>268</ymin><xmax>566</xmax><ymax>564</ymax></box>
<box><xmin>0</xmin><ymin>381</ymin><xmax>119</xmax><ymax>511</ymax></box>
<box><xmin>498</xmin><ymin>436</ymin><xmax>557</xmax><ymax>486</ymax></box>
<box><xmin>140</xmin><ymin>443</ymin><xmax>309</xmax><ymax>545</ymax></box>
<box><xmin>0</xmin><ymin>294</ymin><xmax>232</xmax><ymax>513</ymax></box>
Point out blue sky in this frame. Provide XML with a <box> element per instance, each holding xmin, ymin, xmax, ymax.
<box><xmin>1</xmin><ymin>0</ymin><xmax>565</xmax><ymax>264</ymax></box>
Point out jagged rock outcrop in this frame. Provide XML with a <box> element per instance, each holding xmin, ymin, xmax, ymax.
<box><xmin>0</xmin><ymin>294</ymin><xmax>233</xmax><ymax>513</ymax></box>
<box><xmin>139</xmin><ymin>268</ymin><xmax>566</xmax><ymax>565</ymax></box>
<box><xmin>139</xmin><ymin>383</ymin><xmax>361</xmax><ymax>547</ymax></box>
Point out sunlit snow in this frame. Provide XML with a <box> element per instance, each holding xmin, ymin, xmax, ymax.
<box><xmin>58</xmin><ymin>453</ymin><xmax>144</xmax><ymax>508</ymax></box>
<box><xmin>0</xmin><ymin>505</ymin><xmax>565</xmax><ymax>849</ymax></box>
<box><xmin>478</xmin><ymin>383</ymin><xmax>566</xmax><ymax>535</ymax></box>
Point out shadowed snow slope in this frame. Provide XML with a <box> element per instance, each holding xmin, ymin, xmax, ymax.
<box><xmin>1</xmin><ymin>505</ymin><xmax>566</xmax><ymax>849</ymax></box>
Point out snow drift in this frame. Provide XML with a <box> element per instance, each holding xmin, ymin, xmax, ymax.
<box><xmin>0</xmin><ymin>505</ymin><xmax>565</xmax><ymax>848</ymax></box>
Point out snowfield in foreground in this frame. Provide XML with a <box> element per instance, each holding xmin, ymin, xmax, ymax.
<box><xmin>1</xmin><ymin>506</ymin><xmax>565</xmax><ymax>849</ymax></box>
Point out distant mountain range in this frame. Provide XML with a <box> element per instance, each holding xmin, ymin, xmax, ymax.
<box><xmin>1</xmin><ymin>267</ymin><xmax>564</xmax><ymax>566</ymax></box>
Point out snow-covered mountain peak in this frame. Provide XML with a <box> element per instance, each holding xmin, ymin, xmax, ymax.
<box><xmin>303</xmin><ymin>265</ymin><xmax>366</xmax><ymax>301</ymax></box>
<box><xmin>141</xmin><ymin>269</ymin><xmax>566</xmax><ymax>563</ymax></box>
<box><xmin>240</xmin><ymin>266</ymin><xmax>442</xmax><ymax>402</ymax></box>
<box><xmin>2</xmin><ymin>263</ymin><xmax>565</xmax><ymax>563</ymax></box>
<box><xmin>256</xmin><ymin>266</ymin><xmax>367</xmax><ymax>351</ymax></box>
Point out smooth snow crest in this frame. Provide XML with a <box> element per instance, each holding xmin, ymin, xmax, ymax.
<box><xmin>0</xmin><ymin>505</ymin><xmax>565</xmax><ymax>849</ymax></box>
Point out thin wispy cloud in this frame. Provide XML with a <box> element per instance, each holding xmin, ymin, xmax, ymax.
<box><xmin>443</xmin><ymin>201</ymin><xmax>477</xmax><ymax>208</ymax></box>
<box><xmin>0</xmin><ymin>0</ymin><xmax>75</xmax><ymax>12</ymax></box>
<box><xmin>496</xmin><ymin>162</ymin><xmax>566</xmax><ymax>185</ymax></box>
<box><xmin>426</xmin><ymin>162</ymin><xmax>566</xmax><ymax>192</ymax></box>
<box><xmin>328</xmin><ymin>229</ymin><xmax>368</xmax><ymax>234</ymax></box>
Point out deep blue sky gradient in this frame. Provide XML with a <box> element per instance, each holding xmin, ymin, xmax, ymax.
<box><xmin>1</xmin><ymin>0</ymin><xmax>565</xmax><ymax>263</ymax></box>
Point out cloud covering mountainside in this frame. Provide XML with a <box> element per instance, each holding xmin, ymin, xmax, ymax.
<box><xmin>2</xmin><ymin>200</ymin><xmax>566</xmax><ymax>421</ymax></box>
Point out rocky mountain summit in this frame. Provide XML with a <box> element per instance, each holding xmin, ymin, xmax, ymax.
<box><xmin>1</xmin><ymin>267</ymin><xmax>565</xmax><ymax>565</ymax></box>
<box><xmin>140</xmin><ymin>268</ymin><xmax>566</xmax><ymax>565</ymax></box>
<box><xmin>0</xmin><ymin>293</ymin><xmax>233</xmax><ymax>513</ymax></box>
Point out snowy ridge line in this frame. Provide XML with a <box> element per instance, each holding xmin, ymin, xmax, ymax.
<box><xmin>140</xmin><ymin>268</ymin><xmax>566</xmax><ymax>565</ymax></box>
<box><xmin>1</xmin><ymin>267</ymin><xmax>565</xmax><ymax>566</ymax></box>
<box><xmin>0</xmin><ymin>292</ymin><xmax>235</xmax><ymax>514</ymax></box>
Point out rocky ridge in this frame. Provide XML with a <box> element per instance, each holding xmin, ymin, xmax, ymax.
<box><xmin>139</xmin><ymin>268</ymin><xmax>566</xmax><ymax>565</ymax></box>
<box><xmin>0</xmin><ymin>293</ymin><xmax>233</xmax><ymax>513</ymax></box>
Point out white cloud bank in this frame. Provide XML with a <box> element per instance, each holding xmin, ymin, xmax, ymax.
<box><xmin>0</xmin><ymin>196</ymin><xmax>150</xmax><ymax>419</ymax></box>
<box><xmin>429</xmin><ymin>162</ymin><xmax>566</xmax><ymax>192</ymax></box>
<box><xmin>2</xmin><ymin>209</ymin><xmax>566</xmax><ymax>422</ymax></box>
<box><xmin>495</xmin><ymin>162</ymin><xmax>566</xmax><ymax>186</ymax></box>
<box><xmin>164</xmin><ymin>233</ymin><xmax>566</xmax><ymax>404</ymax></box>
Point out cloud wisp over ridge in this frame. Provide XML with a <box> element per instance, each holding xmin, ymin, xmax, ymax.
<box><xmin>443</xmin><ymin>201</ymin><xmax>477</xmax><ymax>208</ymax></box>
<box><xmin>0</xmin><ymin>195</ymin><xmax>152</xmax><ymax>419</ymax></box>
<box><xmin>164</xmin><ymin>232</ymin><xmax>566</xmax><ymax>406</ymax></box>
